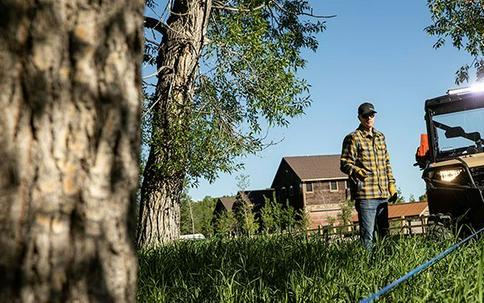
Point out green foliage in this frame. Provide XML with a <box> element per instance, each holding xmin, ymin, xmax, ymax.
<box><xmin>180</xmin><ymin>194</ymin><xmax>195</xmax><ymax>235</ymax></box>
<box><xmin>212</xmin><ymin>196</ymin><xmax>305</xmax><ymax>237</ymax></box>
<box><xmin>235</xmin><ymin>174</ymin><xmax>250</xmax><ymax>192</ymax></box>
<box><xmin>260</xmin><ymin>200</ymin><xmax>276</xmax><ymax>232</ymax></box>
<box><xmin>235</xmin><ymin>200</ymin><xmax>260</xmax><ymax>236</ymax></box>
<box><xmin>338</xmin><ymin>199</ymin><xmax>355</xmax><ymax>225</ymax></box>
<box><xmin>295</xmin><ymin>208</ymin><xmax>310</xmax><ymax>232</ymax></box>
<box><xmin>144</xmin><ymin>1</ymin><xmax>328</xmax><ymax>187</ymax></box>
<box><xmin>180</xmin><ymin>195</ymin><xmax>217</xmax><ymax>236</ymax></box>
<box><xmin>139</xmin><ymin>2</ymin><xmax>329</xmax><ymax>244</ymax></box>
<box><xmin>138</xmin><ymin>234</ymin><xmax>484</xmax><ymax>302</ymax></box>
<box><xmin>419</xmin><ymin>193</ymin><xmax>428</xmax><ymax>201</ymax></box>
<box><xmin>260</xmin><ymin>199</ymin><xmax>301</xmax><ymax>233</ymax></box>
<box><xmin>213</xmin><ymin>210</ymin><xmax>237</xmax><ymax>236</ymax></box>
<box><xmin>395</xmin><ymin>187</ymin><xmax>405</xmax><ymax>203</ymax></box>
<box><xmin>425</xmin><ymin>0</ymin><xmax>484</xmax><ymax>83</ymax></box>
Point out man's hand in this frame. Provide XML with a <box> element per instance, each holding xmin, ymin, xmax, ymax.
<box><xmin>353</xmin><ymin>168</ymin><xmax>368</xmax><ymax>181</ymax></box>
<box><xmin>388</xmin><ymin>183</ymin><xmax>398</xmax><ymax>203</ymax></box>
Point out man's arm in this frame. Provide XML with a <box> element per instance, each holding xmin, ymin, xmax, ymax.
<box><xmin>384</xmin><ymin>140</ymin><xmax>396</xmax><ymax>185</ymax></box>
<box><xmin>384</xmin><ymin>137</ymin><xmax>398</xmax><ymax>201</ymax></box>
<box><xmin>340</xmin><ymin>134</ymin><xmax>358</xmax><ymax>176</ymax></box>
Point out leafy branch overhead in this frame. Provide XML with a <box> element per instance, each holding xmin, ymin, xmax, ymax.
<box><xmin>143</xmin><ymin>0</ymin><xmax>331</xmax><ymax>184</ymax></box>
<box><xmin>425</xmin><ymin>0</ymin><xmax>484</xmax><ymax>84</ymax></box>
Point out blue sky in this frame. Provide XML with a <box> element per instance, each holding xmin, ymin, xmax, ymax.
<box><xmin>147</xmin><ymin>1</ymin><xmax>476</xmax><ymax>201</ymax></box>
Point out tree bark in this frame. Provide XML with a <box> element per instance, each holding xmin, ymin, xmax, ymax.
<box><xmin>0</xmin><ymin>1</ymin><xmax>144</xmax><ymax>302</ymax></box>
<box><xmin>137</xmin><ymin>0</ymin><xmax>212</xmax><ymax>247</ymax></box>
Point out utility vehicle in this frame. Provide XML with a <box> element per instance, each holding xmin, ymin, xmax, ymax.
<box><xmin>416</xmin><ymin>84</ymin><xmax>484</xmax><ymax>229</ymax></box>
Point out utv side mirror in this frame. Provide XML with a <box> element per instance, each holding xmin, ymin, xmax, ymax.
<box><xmin>445</xmin><ymin>126</ymin><xmax>465</xmax><ymax>139</ymax></box>
<box><xmin>445</xmin><ymin>126</ymin><xmax>482</xmax><ymax>143</ymax></box>
<box><xmin>415</xmin><ymin>134</ymin><xmax>430</xmax><ymax>169</ymax></box>
<box><xmin>467</xmin><ymin>132</ymin><xmax>482</xmax><ymax>142</ymax></box>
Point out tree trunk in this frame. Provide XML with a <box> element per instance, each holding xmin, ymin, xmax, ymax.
<box><xmin>136</xmin><ymin>0</ymin><xmax>212</xmax><ymax>247</ymax></box>
<box><xmin>0</xmin><ymin>1</ymin><xmax>144</xmax><ymax>302</ymax></box>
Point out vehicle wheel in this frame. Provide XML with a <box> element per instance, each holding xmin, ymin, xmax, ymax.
<box><xmin>426</xmin><ymin>220</ymin><xmax>453</xmax><ymax>240</ymax></box>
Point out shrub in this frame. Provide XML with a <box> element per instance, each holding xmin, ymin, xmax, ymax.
<box><xmin>213</xmin><ymin>210</ymin><xmax>236</xmax><ymax>237</ymax></box>
<box><xmin>235</xmin><ymin>200</ymin><xmax>259</xmax><ymax>236</ymax></box>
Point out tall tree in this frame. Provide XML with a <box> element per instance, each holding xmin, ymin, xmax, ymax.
<box><xmin>180</xmin><ymin>195</ymin><xmax>216</xmax><ymax>236</ymax></box>
<box><xmin>0</xmin><ymin>1</ymin><xmax>144</xmax><ymax>301</ymax></box>
<box><xmin>426</xmin><ymin>0</ymin><xmax>484</xmax><ymax>83</ymax></box>
<box><xmin>138</xmin><ymin>0</ymin><xmax>330</xmax><ymax>247</ymax></box>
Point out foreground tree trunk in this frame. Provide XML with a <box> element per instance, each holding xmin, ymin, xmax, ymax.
<box><xmin>0</xmin><ymin>1</ymin><xmax>143</xmax><ymax>302</ymax></box>
<box><xmin>137</xmin><ymin>0</ymin><xmax>212</xmax><ymax>247</ymax></box>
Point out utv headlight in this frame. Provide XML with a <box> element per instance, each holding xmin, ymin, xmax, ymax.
<box><xmin>436</xmin><ymin>168</ymin><xmax>464</xmax><ymax>182</ymax></box>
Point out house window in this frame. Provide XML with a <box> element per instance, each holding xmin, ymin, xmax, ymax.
<box><xmin>306</xmin><ymin>182</ymin><xmax>313</xmax><ymax>192</ymax></box>
<box><xmin>330</xmin><ymin>181</ymin><xmax>338</xmax><ymax>191</ymax></box>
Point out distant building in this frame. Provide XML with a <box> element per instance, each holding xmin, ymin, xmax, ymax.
<box><xmin>212</xmin><ymin>190</ymin><xmax>275</xmax><ymax>233</ymax></box>
<box><xmin>270</xmin><ymin>155</ymin><xmax>349</xmax><ymax>228</ymax></box>
<box><xmin>214</xmin><ymin>155</ymin><xmax>428</xmax><ymax>230</ymax></box>
<box><xmin>212</xmin><ymin>196</ymin><xmax>236</xmax><ymax>231</ymax></box>
<box><xmin>213</xmin><ymin>190</ymin><xmax>275</xmax><ymax>219</ymax></box>
<box><xmin>234</xmin><ymin>189</ymin><xmax>275</xmax><ymax>215</ymax></box>
<box><xmin>213</xmin><ymin>196</ymin><xmax>236</xmax><ymax>216</ymax></box>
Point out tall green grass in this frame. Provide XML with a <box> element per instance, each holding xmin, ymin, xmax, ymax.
<box><xmin>138</xmin><ymin>234</ymin><xmax>484</xmax><ymax>302</ymax></box>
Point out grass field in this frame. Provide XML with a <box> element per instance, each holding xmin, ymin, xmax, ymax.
<box><xmin>138</xmin><ymin>233</ymin><xmax>484</xmax><ymax>302</ymax></box>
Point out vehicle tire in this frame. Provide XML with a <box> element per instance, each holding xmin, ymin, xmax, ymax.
<box><xmin>426</xmin><ymin>215</ymin><xmax>454</xmax><ymax>240</ymax></box>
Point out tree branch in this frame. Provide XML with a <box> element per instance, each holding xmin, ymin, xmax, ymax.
<box><xmin>271</xmin><ymin>1</ymin><xmax>337</xmax><ymax>19</ymax></box>
<box><xmin>143</xmin><ymin>65</ymin><xmax>173</xmax><ymax>80</ymax></box>
<box><xmin>144</xmin><ymin>16</ymin><xmax>168</xmax><ymax>36</ymax></box>
<box><xmin>212</xmin><ymin>3</ymin><xmax>266</xmax><ymax>12</ymax></box>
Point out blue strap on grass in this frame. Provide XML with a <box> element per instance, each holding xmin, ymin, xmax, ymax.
<box><xmin>359</xmin><ymin>226</ymin><xmax>484</xmax><ymax>303</ymax></box>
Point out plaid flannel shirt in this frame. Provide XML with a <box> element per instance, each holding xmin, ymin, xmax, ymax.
<box><xmin>340</xmin><ymin>125</ymin><xmax>395</xmax><ymax>200</ymax></box>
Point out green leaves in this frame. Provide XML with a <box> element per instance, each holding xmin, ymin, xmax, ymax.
<box><xmin>180</xmin><ymin>195</ymin><xmax>217</xmax><ymax>236</ymax></box>
<box><xmin>141</xmin><ymin>0</ymin><xmax>327</xmax><ymax>187</ymax></box>
<box><xmin>425</xmin><ymin>0</ymin><xmax>484</xmax><ymax>83</ymax></box>
<box><xmin>182</xmin><ymin>0</ymin><xmax>325</xmax><ymax>184</ymax></box>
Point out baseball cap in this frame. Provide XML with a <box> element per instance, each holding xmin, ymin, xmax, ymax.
<box><xmin>358</xmin><ymin>102</ymin><xmax>377</xmax><ymax>116</ymax></box>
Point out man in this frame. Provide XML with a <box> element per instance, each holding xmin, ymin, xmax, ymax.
<box><xmin>340</xmin><ymin>102</ymin><xmax>397</xmax><ymax>250</ymax></box>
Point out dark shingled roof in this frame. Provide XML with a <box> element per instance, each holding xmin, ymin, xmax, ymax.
<box><xmin>237</xmin><ymin>189</ymin><xmax>275</xmax><ymax>207</ymax></box>
<box><xmin>218</xmin><ymin>196</ymin><xmax>236</xmax><ymax>211</ymax></box>
<box><xmin>283</xmin><ymin>154</ymin><xmax>347</xmax><ymax>181</ymax></box>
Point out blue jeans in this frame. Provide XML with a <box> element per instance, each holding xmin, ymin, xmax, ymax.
<box><xmin>356</xmin><ymin>199</ymin><xmax>389</xmax><ymax>250</ymax></box>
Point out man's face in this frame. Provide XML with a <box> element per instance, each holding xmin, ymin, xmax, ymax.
<box><xmin>358</xmin><ymin>112</ymin><xmax>375</xmax><ymax>130</ymax></box>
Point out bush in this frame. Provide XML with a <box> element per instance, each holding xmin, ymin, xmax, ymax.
<box><xmin>338</xmin><ymin>199</ymin><xmax>355</xmax><ymax>226</ymax></box>
<box><xmin>213</xmin><ymin>210</ymin><xmax>236</xmax><ymax>237</ymax></box>
<box><xmin>260</xmin><ymin>199</ymin><xmax>304</xmax><ymax>233</ymax></box>
<box><xmin>235</xmin><ymin>200</ymin><xmax>259</xmax><ymax>236</ymax></box>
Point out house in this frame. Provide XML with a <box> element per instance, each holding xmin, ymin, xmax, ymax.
<box><xmin>270</xmin><ymin>155</ymin><xmax>349</xmax><ymax>227</ymax></box>
<box><xmin>210</xmin><ymin>155</ymin><xmax>429</xmax><ymax>233</ymax></box>
<box><xmin>213</xmin><ymin>196</ymin><xmax>236</xmax><ymax>217</ymax></box>
<box><xmin>234</xmin><ymin>189</ymin><xmax>275</xmax><ymax>214</ymax></box>
<box><xmin>212</xmin><ymin>190</ymin><xmax>275</xmax><ymax>233</ymax></box>
<box><xmin>213</xmin><ymin>190</ymin><xmax>275</xmax><ymax>220</ymax></box>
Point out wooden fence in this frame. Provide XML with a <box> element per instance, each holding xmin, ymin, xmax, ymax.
<box><xmin>307</xmin><ymin>216</ymin><xmax>430</xmax><ymax>239</ymax></box>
